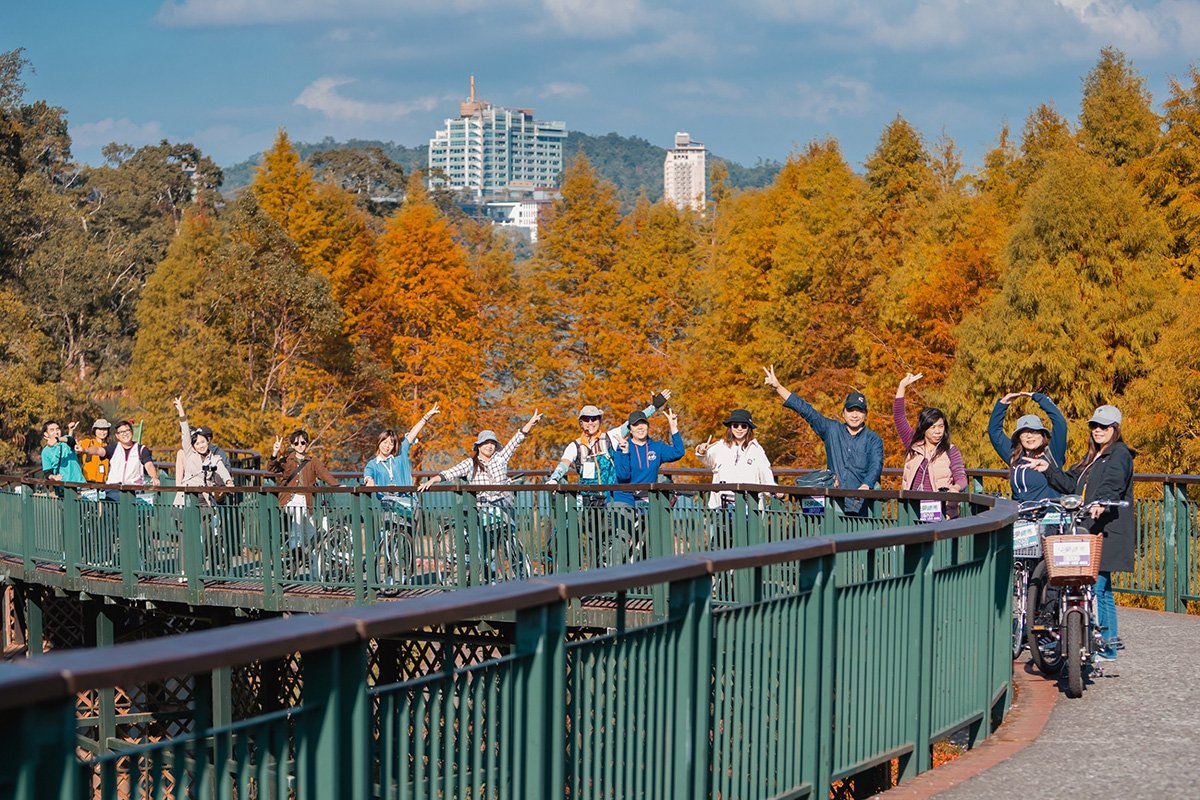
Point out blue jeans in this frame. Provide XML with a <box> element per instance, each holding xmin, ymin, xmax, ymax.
<box><xmin>1095</xmin><ymin>571</ymin><xmax>1118</xmax><ymax>655</ymax></box>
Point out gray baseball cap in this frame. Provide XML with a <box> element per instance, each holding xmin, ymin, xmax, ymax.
<box><xmin>1013</xmin><ymin>414</ymin><xmax>1048</xmax><ymax>434</ymax></box>
<box><xmin>1089</xmin><ymin>405</ymin><xmax>1122</xmax><ymax>427</ymax></box>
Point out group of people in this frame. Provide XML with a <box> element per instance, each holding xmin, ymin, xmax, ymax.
<box><xmin>36</xmin><ymin>367</ymin><xmax>1135</xmax><ymax>658</ymax></box>
<box><xmin>39</xmin><ymin>399</ymin><xmax>235</xmax><ymax>505</ymax></box>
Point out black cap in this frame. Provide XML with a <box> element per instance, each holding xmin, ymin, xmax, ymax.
<box><xmin>844</xmin><ymin>392</ymin><xmax>867</xmax><ymax>412</ymax></box>
<box><xmin>628</xmin><ymin>410</ymin><xmax>649</xmax><ymax>427</ymax></box>
<box><xmin>722</xmin><ymin>409</ymin><xmax>756</xmax><ymax>429</ymax></box>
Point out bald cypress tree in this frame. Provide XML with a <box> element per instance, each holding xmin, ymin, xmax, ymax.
<box><xmin>1078</xmin><ymin>47</ymin><xmax>1160</xmax><ymax>169</ymax></box>
<box><xmin>1134</xmin><ymin>67</ymin><xmax>1200</xmax><ymax>278</ymax></box>
<box><xmin>939</xmin><ymin>148</ymin><xmax>1173</xmax><ymax>465</ymax></box>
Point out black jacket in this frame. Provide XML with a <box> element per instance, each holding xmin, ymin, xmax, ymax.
<box><xmin>1045</xmin><ymin>441</ymin><xmax>1135</xmax><ymax>573</ymax></box>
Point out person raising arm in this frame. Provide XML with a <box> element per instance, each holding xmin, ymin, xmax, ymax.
<box><xmin>763</xmin><ymin>364</ymin><xmax>883</xmax><ymax>515</ymax></box>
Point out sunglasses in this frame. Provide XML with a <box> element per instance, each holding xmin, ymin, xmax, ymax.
<box><xmin>579</xmin><ymin>416</ymin><xmax>601</xmax><ymax>423</ymax></box>
<box><xmin>1088</xmin><ymin>423</ymin><xmax>1113</xmax><ymax>431</ymax></box>
<box><xmin>293</xmin><ymin>439</ymin><xmax>309</xmax><ymax>446</ymax></box>
<box><xmin>729</xmin><ymin>423</ymin><xmax>750</xmax><ymax>429</ymax></box>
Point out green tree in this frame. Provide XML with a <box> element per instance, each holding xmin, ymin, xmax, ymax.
<box><xmin>940</xmin><ymin>148</ymin><xmax>1173</xmax><ymax>466</ymax></box>
<box><xmin>1014</xmin><ymin>103</ymin><xmax>1075</xmax><ymax>192</ymax></box>
<box><xmin>129</xmin><ymin>194</ymin><xmax>371</xmax><ymax>461</ymax></box>
<box><xmin>1134</xmin><ymin>67</ymin><xmax>1200</xmax><ymax>278</ymax></box>
<box><xmin>0</xmin><ymin>290</ymin><xmax>59</xmax><ymax>469</ymax></box>
<box><xmin>1078</xmin><ymin>47</ymin><xmax>1160</xmax><ymax>168</ymax></box>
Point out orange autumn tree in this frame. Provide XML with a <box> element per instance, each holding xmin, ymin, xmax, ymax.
<box><xmin>253</xmin><ymin>130</ymin><xmax>379</xmax><ymax>330</ymax></box>
<box><xmin>684</xmin><ymin>140</ymin><xmax>873</xmax><ymax>467</ymax></box>
<box><xmin>591</xmin><ymin>196</ymin><xmax>702</xmax><ymax>421</ymax></box>
<box><xmin>1134</xmin><ymin>66</ymin><xmax>1200</xmax><ymax>279</ymax></box>
<box><xmin>370</xmin><ymin>177</ymin><xmax>482</xmax><ymax>465</ymax></box>
<box><xmin>517</xmin><ymin>153</ymin><xmax>626</xmax><ymax>452</ymax></box>
<box><xmin>855</xmin><ymin>117</ymin><xmax>941</xmax><ymax>410</ymax></box>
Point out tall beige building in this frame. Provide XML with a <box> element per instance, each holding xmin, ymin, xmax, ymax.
<box><xmin>428</xmin><ymin>78</ymin><xmax>567</xmax><ymax>198</ymax></box>
<box><xmin>663</xmin><ymin>132</ymin><xmax>706</xmax><ymax>211</ymax></box>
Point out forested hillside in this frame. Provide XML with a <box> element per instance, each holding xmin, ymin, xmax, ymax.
<box><xmin>221</xmin><ymin>131</ymin><xmax>781</xmax><ymax>209</ymax></box>
<box><xmin>4</xmin><ymin>47</ymin><xmax>1200</xmax><ymax>480</ymax></box>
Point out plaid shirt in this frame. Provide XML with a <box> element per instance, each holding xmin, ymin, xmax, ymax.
<box><xmin>439</xmin><ymin>431</ymin><xmax>526</xmax><ymax>503</ymax></box>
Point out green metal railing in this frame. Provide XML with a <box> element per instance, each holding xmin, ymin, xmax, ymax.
<box><xmin>1</xmin><ymin>468</ymin><xmax>1196</xmax><ymax>613</ymax></box>
<box><xmin>0</xmin><ymin>480</ymin><xmax>897</xmax><ymax>613</ymax></box>
<box><xmin>0</xmin><ymin>489</ymin><xmax>1016</xmax><ymax>800</ymax></box>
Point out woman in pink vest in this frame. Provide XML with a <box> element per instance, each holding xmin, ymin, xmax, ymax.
<box><xmin>893</xmin><ymin>372</ymin><xmax>967</xmax><ymax>494</ymax></box>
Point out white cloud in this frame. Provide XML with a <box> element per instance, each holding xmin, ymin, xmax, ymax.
<box><xmin>540</xmin><ymin>0</ymin><xmax>645</xmax><ymax>37</ymax></box>
<box><xmin>751</xmin><ymin>0</ymin><xmax>1193</xmax><ymax>57</ymax></box>
<box><xmin>156</xmin><ymin>0</ymin><xmax>489</xmax><ymax>27</ymax></box>
<box><xmin>611</xmin><ymin>30</ymin><xmax>711</xmax><ymax>64</ymax></box>
<box><xmin>71</xmin><ymin>118</ymin><xmax>166</xmax><ymax>149</ymax></box>
<box><xmin>790</xmin><ymin>76</ymin><xmax>874</xmax><ymax>120</ymax></box>
<box><xmin>1053</xmin><ymin>0</ymin><xmax>1174</xmax><ymax>54</ymax></box>
<box><xmin>538</xmin><ymin>82</ymin><xmax>589</xmax><ymax>99</ymax></box>
<box><xmin>294</xmin><ymin>78</ymin><xmax>448</xmax><ymax>122</ymax></box>
<box><xmin>664</xmin><ymin>79</ymin><xmax>745</xmax><ymax>101</ymax></box>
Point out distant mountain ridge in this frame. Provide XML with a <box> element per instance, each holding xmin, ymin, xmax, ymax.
<box><xmin>221</xmin><ymin>132</ymin><xmax>782</xmax><ymax>208</ymax></box>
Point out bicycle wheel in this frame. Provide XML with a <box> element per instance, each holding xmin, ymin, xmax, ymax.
<box><xmin>314</xmin><ymin>525</ymin><xmax>353</xmax><ymax>582</ymax></box>
<box><xmin>375</xmin><ymin>527</ymin><xmax>415</xmax><ymax>587</ymax></box>
<box><xmin>1012</xmin><ymin>564</ymin><xmax>1028</xmax><ymax>660</ymax></box>
<box><xmin>499</xmin><ymin>534</ymin><xmax>531</xmax><ymax>581</ymax></box>
<box><xmin>1065</xmin><ymin>608</ymin><xmax>1086</xmax><ymax>698</ymax></box>
<box><xmin>1026</xmin><ymin>564</ymin><xmax>1064</xmax><ymax>676</ymax></box>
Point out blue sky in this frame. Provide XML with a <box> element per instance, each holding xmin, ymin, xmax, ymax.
<box><xmin>6</xmin><ymin>1</ymin><xmax>1199</xmax><ymax>172</ymax></box>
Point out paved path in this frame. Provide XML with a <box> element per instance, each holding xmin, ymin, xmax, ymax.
<box><xmin>930</xmin><ymin>607</ymin><xmax>1200</xmax><ymax>799</ymax></box>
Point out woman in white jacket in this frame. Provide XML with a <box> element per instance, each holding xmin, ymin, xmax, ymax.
<box><xmin>695</xmin><ymin>409</ymin><xmax>776</xmax><ymax>509</ymax></box>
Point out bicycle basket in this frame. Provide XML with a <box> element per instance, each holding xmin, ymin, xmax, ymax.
<box><xmin>1042</xmin><ymin>533</ymin><xmax>1102</xmax><ymax>586</ymax></box>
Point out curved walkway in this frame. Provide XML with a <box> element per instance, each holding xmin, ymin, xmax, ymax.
<box><xmin>887</xmin><ymin>606</ymin><xmax>1200</xmax><ymax>799</ymax></box>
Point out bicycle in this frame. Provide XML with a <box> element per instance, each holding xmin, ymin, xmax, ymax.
<box><xmin>374</xmin><ymin>497</ymin><xmax>417</xmax><ymax>587</ymax></box>
<box><xmin>1010</xmin><ymin>501</ymin><xmax>1063</xmax><ymax>659</ymax></box>
<box><xmin>1023</xmin><ymin>495</ymin><xmax>1127</xmax><ymax>697</ymax></box>
<box><xmin>436</xmin><ymin>498</ymin><xmax>531</xmax><ymax>584</ymax></box>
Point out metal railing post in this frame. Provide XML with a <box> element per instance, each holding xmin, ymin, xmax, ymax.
<box><xmin>813</xmin><ymin>552</ymin><xmax>837</xmax><ymax>794</ymax></box>
<box><xmin>648</xmin><ymin>489</ymin><xmax>671</xmax><ymax>617</ymax></box>
<box><xmin>459</xmin><ymin>489</ymin><xmax>478</xmax><ymax>587</ymax></box>
<box><xmin>6</xmin><ymin>695</ymin><xmax>80</xmax><ymax>800</ymax></box>
<box><xmin>258</xmin><ymin>493</ymin><xmax>282</xmax><ymax>611</ymax></box>
<box><xmin>667</xmin><ymin>573</ymin><xmax>713</xmax><ymax>798</ymax></box>
<box><xmin>182</xmin><ymin>501</ymin><xmax>204</xmax><ymax>603</ymax></box>
<box><xmin>118</xmin><ymin>491</ymin><xmax>138</xmax><ymax>595</ymax></box>
<box><xmin>901</xmin><ymin>538</ymin><xmax>934</xmax><ymax>780</ymax></box>
<box><xmin>19</xmin><ymin>489</ymin><xmax>34</xmax><ymax>575</ymax></box>
<box><xmin>515</xmin><ymin>598</ymin><xmax>567</xmax><ymax>797</ymax></box>
<box><xmin>350</xmin><ymin>493</ymin><xmax>367</xmax><ymax>604</ymax></box>
<box><xmin>298</xmin><ymin>640</ymin><xmax>369</xmax><ymax>800</ymax></box>
<box><xmin>61</xmin><ymin>489</ymin><xmax>81</xmax><ymax>585</ymax></box>
<box><xmin>1166</xmin><ymin>482</ymin><xmax>1189</xmax><ymax>613</ymax></box>
<box><xmin>1162</xmin><ymin>482</ymin><xmax>1178</xmax><ymax>611</ymax></box>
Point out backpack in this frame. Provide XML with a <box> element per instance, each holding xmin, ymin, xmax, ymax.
<box><xmin>574</xmin><ymin>435</ymin><xmax>617</xmax><ymax>487</ymax></box>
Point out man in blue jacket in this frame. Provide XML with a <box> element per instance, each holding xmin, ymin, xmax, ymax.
<box><xmin>763</xmin><ymin>365</ymin><xmax>883</xmax><ymax>516</ymax></box>
<box><xmin>612</xmin><ymin>407</ymin><xmax>686</xmax><ymax>507</ymax></box>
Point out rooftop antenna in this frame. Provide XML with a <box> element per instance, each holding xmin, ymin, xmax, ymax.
<box><xmin>461</xmin><ymin>75</ymin><xmax>484</xmax><ymax>116</ymax></box>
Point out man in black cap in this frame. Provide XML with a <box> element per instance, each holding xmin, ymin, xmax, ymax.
<box><xmin>763</xmin><ymin>365</ymin><xmax>883</xmax><ymax>515</ymax></box>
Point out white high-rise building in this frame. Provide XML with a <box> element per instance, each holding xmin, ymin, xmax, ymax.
<box><xmin>428</xmin><ymin>77</ymin><xmax>567</xmax><ymax>198</ymax></box>
<box><xmin>663</xmin><ymin>132</ymin><xmax>706</xmax><ymax>211</ymax></box>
